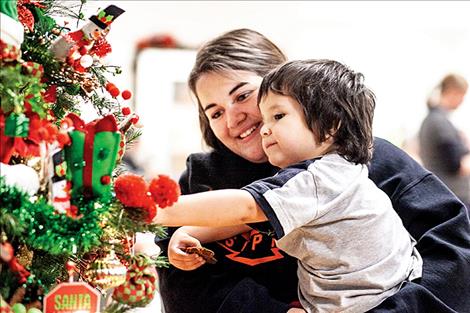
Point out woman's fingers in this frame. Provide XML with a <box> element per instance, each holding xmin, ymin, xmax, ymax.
<box><xmin>168</xmin><ymin>230</ymin><xmax>206</xmax><ymax>270</ymax></box>
<box><xmin>170</xmin><ymin>248</ymin><xmax>206</xmax><ymax>270</ymax></box>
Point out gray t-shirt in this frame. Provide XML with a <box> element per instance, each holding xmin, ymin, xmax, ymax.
<box><xmin>419</xmin><ymin>107</ymin><xmax>470</xmax><ymax>203</ymax></box>
<box><xmin>243</xmin><ymin>154</ymin><xmax>422</xmax><ymax>313</ymax></box>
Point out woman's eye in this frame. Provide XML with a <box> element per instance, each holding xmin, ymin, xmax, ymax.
<box><xmin>236</xmin><ymin>91</ymin><xmax>252</xmax><ymax>102</ymax></box>
<box><xmin>211</xmin><ymin>110</ymin><xmax>223</xmax><ymax>119</ymax></box>
<box><xmin>274</xmin><ymin>113</ymin><xmax>285</xmax><ymax>120</ymax></box>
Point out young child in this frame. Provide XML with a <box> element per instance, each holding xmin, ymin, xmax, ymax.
<box><xmin>154</xmin><ymin>59</ymin><xmax>423</xmax><ymax>313</ymax></box>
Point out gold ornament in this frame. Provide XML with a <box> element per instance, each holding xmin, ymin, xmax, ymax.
<box><xmin>84</xmin><ymin>250</ymin><xmax>127</xmax><ymax>290</ymax></box>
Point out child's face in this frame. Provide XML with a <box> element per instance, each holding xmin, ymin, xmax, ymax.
<box><xmin>259</xmin><ymin>92</ymin><xmax>334</xmax><ymax>168</ymax></box>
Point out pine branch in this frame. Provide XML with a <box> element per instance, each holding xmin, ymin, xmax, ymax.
<box><xmin>30</xmin><ymin>250</ymin><xmax>68</xmax><ymax>287</ymax></box>
<box><xmin>52</xmin><ymin>87</ymin><xmax>80</xmax><ymax>120</ymax></box>
<box><xmin>89</xmin><ymin>93</ymin><xmax>118</xmax><ymax>116</ymax></box>
<box><xmin>42</xmin><ymin>0</ymin><xmax>85</xmax><ymax>21</ymax></box>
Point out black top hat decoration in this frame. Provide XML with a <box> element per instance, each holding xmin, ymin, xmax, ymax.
<box><xmin>89</xmin><ymin>5</ymin><xmax>125</xmax><ymax>30</ymax></box>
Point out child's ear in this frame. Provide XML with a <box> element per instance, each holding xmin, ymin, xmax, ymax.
<box><xmin>326</xmin><ymin>120</ymin><xmax>341</xmax><ymax>139</ymax></box>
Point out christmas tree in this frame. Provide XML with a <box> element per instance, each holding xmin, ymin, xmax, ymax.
<box><xmin>0</xmin><ymin>1</ymin><xmax>179</xmax><ymax>312</ymax></box>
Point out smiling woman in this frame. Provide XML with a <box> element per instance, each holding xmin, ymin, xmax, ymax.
<box><xmin>195</xmin><ymin>71</ymin><xmax>265</xmax><ymax>163</ymax></box>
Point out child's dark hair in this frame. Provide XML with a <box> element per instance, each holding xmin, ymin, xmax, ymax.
<box><xmin>258</xmin><ymin>59</ymin><xmax>375</xmax><ymax>164</ymax></box>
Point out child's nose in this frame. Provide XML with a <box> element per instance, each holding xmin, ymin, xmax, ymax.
<box><xmin>260</xmin><ymin>124</ymin><xmax>271</xmax><ymax>137</ymax></box>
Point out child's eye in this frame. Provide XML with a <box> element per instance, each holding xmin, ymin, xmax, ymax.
<box><xmin>236</xmin><ymin>91</ymin><xmax>252</xmax><ymax>102</ymax></box>
<box><xmin>274</xmin><ymin>113</ymin><xmax>285</xmax><ymax>120</ymax></box>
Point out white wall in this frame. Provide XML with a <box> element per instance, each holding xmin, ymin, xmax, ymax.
<box><xmin>77</xmin><ymin>1</ymin><xmax>470</xmax><ymax>175</ymax></box>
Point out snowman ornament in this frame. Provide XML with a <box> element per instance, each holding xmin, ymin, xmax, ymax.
<box><xmin>50</xmin><ymin>5</ymin><xmax>124</xmax><ymax>72</ymax></box>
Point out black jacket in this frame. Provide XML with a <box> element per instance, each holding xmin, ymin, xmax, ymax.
<box><xmin>157</xmin><ymin>137</ymin><xmax>470</xmax><ymax>313</ymax></box>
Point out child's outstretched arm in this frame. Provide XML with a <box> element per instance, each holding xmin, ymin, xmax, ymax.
<box><xmin>153</xmin><ymin>189</ymin><xmax>267</xmax><ymax>227</ymax></box>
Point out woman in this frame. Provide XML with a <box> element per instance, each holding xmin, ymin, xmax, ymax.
<box><xmin>156</xmin><ymin>29</ymin><xmax>470</xmax><ymax>313</ymax></box>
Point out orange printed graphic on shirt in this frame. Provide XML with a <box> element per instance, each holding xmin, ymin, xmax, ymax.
<box><xmin>217</xmin><ymin>229</ymin><xmax>284</xmax><ymax>266</ymax></box>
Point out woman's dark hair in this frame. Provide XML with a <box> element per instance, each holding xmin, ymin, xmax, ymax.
<box><xmin>188</xmin><ymin>28</ymin><xmax>286</xmax><ymax>149</ymax></box>
<box><xmin>258</xmin><ymin>59</ymin><xmax>375</xmax><ymax>164</ymax></box>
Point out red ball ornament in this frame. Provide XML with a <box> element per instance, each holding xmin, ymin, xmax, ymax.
<box><xmin>101</xmin><ymin>175</ymin><xmax>111</xmax><ymax>185</ymax></box>
<box><xmin>109</xmin><ymin>87</ymin><xmax>120</xmax><ymax>98</ymax></box>
<box><xmin>105</xmin><ymin>82</ymin><xmax>116</xmax><ymax>91</ymax></box>
<box><xmin>121</xmin><ymin>90</ymin><xmax>132</xmax><ymax>100</ymax></box>
<box><xmin>121</xmin><ymin>107</ymin><xmax>131</xmax><ymax>116</ymax></box>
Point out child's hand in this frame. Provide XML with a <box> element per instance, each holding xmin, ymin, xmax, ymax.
<box><xmin>168</xmin><ymin>228</ymin><xmax>206</xmax><ymax>271</ymax></box>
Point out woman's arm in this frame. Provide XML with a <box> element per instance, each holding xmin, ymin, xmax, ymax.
<box><xmin>153</xmin><ymin>189</ymin><xmax>267</xmax><ymax>227</ymax></box>
<box><xmin>368</xmin><ymin>137</ymin><xmax>470</xmax><ymax>313</ymax></box>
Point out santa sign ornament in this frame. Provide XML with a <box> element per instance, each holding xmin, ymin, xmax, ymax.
<box><xmin>43</xmin><ymin>282</ymin><xmax>100</xmax><ymax>313</ymax></box>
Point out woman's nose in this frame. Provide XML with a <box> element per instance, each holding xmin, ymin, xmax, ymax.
<box><xmin>226</xmin><ymin>105</ymin><xmax>245</xmax><ymax>129</ymax></box>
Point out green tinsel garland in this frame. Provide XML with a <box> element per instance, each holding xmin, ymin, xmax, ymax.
<box><xmin>0</xmin><ymin>177</ymin><xmax>111</xmax><ymax>255</ymax></box>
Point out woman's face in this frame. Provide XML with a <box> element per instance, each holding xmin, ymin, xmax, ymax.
<box><xmin>196</xmin><ymin>71</ymin><xmax>267</xmax><ymax>163</ymax></box>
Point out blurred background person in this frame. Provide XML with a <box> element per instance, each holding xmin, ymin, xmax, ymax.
<box><xmin>419</xmin><ymin>74</ymin><xmax>470</xmax><ymax>208</ymax></box>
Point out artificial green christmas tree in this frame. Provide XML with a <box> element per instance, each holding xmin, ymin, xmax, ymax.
<box><xmin>0</xmin><ymin>1</ymin><xmax>173</xmax><ymax>312</ymax></box>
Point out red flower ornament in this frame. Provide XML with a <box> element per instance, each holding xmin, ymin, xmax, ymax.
<box><xmin>149</xmin><ymin>175</ymin><xmax>180</xmax><ymax>208</ymax></box>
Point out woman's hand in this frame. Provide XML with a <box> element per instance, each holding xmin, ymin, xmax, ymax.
<box><xmin>168</xmin><ymin>228</ymin><xmax>206</xmax><ymax>271</ymax></box>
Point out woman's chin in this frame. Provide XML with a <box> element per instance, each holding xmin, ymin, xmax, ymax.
<box><xmin>238</xmin><ymin>147</ymin><xmax>268</xmax><ymax>164</ymax></box>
